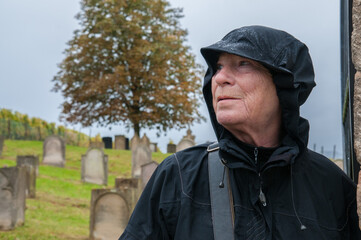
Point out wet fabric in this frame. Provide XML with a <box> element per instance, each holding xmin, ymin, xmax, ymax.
<box><xmin>119</xmin><ymin>26</ymin><xmax>361</xmax><ymax>239</ymax></box>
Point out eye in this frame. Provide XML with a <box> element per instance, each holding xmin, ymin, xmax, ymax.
<box><xmin>239</xmin><ymin>60</ymin><xmax>250</xmax><ymax>66</ymax></box>
<box><xmin>215</xmin><ymin>64</ymin><xmax>223</xmax><ymax>71</ymax></box>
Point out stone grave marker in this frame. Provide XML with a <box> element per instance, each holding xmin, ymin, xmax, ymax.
<box><xmin>131</xmin><ymin>134</ymin><xmax>152</xmax><ymax>178</ymax></box>
<box><xmin>149</xmin><ymin>142</ymin><xmax>157</xmax><ymax>152</ymax></box>
<box><xmin>89</xmin><ymin>141</ymin><xmax>104</xmax><ymax>149</ymax></box>
<box><xmin>114</xmin><ymin>178</ymin><xmax>142</xmax><ymax>210</ymax></box>
<box><xmin>0</xmin><ymin>166</ymin><xmax>26</xmax><ymax>230</ymax></box>
<box><xmin>89</xmin><ymin>185</ymin><xmax>139</xmax><ymax>240</ymax></box>
<box><xmin>43</xmin><ymin>135</ymin><xmax>65</xmax><ymax>167</ymax></box>
<box><xmin>125</xmin><ymin>138</ymin><xmax>129</xmax><ymax>150</ymax></box>
<box><xmin>140</xmin><ymin>161</ymin><xmax>159</xmax><ymax>189</ymax></box>
<box><xmin>16</xmin><ymin>155</ymin><xmax>38</xmax><ymax>198</ymax></box>
<box><xmin>167</xmin><ymin>143</ymin><xmax>176</xmax><ymax>153</ymax></box>
<box><xmin>176</xmin><ymin>129</ymin><xmax>196</xmax><ymax>152</ymax></box>
<box><xmin>114</xmin><ymin>135</ymin><xmax>126</xmax><ymax>150</ymax></box>
<box><xmin>130</xmin><ymin>134</ymin><xmax>140</xmax><ymax>152</ymax></box>
<box><xmin>0</xmin><ymin>136</ymin><xmax>4</xmax><ymax>157</ymax></box>
<box><xmin>81</xmin><ymin>148</ymin><xmax>108</xmax><ymax>185</ymax></box>
<box><xmin>102</xmin><ymin>137</ymin><xmax>112</xmax><ymax>149</ymax></box>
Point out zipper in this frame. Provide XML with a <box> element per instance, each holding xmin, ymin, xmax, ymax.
<box><xmin>254</xmin><ymin>147</ymin><xmax>258</xmax><ymax>164</ymax></box>
<box><xmin>254</xmin><ymin>147</ymin><xmax>266</xmax><ymax>207</ymax></box>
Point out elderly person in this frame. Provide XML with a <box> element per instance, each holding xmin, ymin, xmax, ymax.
<box><xmin>119</xmin><ymin>26</ymin><xmax>361</xmax><ymax>239</ymax></box>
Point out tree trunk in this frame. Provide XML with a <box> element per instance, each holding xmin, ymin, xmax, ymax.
<box><xmin>134</xmin><ymin>123</ymin><xmax>140</xmax><ymax>137</ymax></box>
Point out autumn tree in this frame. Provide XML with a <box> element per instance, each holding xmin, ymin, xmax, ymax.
<box><xmin>52</xmin><ymin>0</ymin><xmax>205</xmax><ymax>136</ymax></box>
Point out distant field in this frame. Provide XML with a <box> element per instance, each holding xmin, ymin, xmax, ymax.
<box><xmin>0</xmin><ymin>140</ymin><xmax>170</xmax><ymax>240</ymax></box>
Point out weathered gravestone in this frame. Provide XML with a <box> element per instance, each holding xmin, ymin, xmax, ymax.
<box><xmin>102</xmin><ymin>137</ymin><xmax>112</xmax><ymax>149</ymax></box>
<box><xmin>114</xmin><ymin>135</ymin><xmax>126</xmax><ymax>150</ymax></box>
<box><xmin>43</xmin><ymin>135</ymin><xmax>65</xmax><ymax>167</ymax></box>
<box><xmin>0</xmin><ymin>166</ymin><xmax>26</xmax><ymax>230</ymax></box>
<box><xmin>89</xmin><ymin>141</ymin><xmax>104</xmax><ymax>149</ymax></box>
<box><xmin>167</xmin><ymin>143</ymin><xmax>176</xmax><ymax>153</ymax></box>
<box><xmin>114</xmin><ymin>178</ymin><xmax>142</xmax><ymax>209</ymax></box>
<box><xmin>16</xmin><ymin>155</ymin><xmax>38</xmax><ymax>198</ymax></box>
<box><xmin>140</xmin><ymin>161</ymin><xmax>159</xmax><ymax>189</ymax></box>
<box><xmin>131</xmin><ymin>134</ymin><xmax>152</xmax><ymax>178</ymax></box>
<box><xmin>130</xmin><ymin>134</ymin><xmax>140</xmax><ymax>152</ymax></box>
<box><xmin>81</xmin><ymin>148</ymin><xmax>108</xmax><ymax>185</ymax></box>
<box><xmin>176</xmin><ymin>129</ymin><xmax>196</xmax><ymax>152</ymax></box>
<box><xmin>0</xmin><ymin>136</ymin><xmax>4</xmax><ymax>157</ymax></box>
<box><xmin>149</xmin><ymin>142</ymin><xmax>157</xmax><ymax>152</ymax></box>
<box><xmin>89</xmin><ymin>181</ymin><xmax>140</xmax><ymax>240</ymax></box>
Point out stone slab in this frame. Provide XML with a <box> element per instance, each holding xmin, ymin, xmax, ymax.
<box><xmin>43</xmin><ymin>135</ymin><xmax>65</xmax><ymax>167</ymax></box>
<box><xmin>0</xmin><ymin>166</ymin><xmax>26</xmax><ymax>230</ymax></box>
<box><xmin>16</xmin><ymin>155</ymin><xmax>38</xmax><ymax>198</ymax></box>
<box><xmin>89</xmin><ymin>186</ymin><xmax>139</xmax><ymax>239</ymax></box>
<box><xmin>81</xmin><ymin>148</ymin><xmax>108</xmax><ymax>185</ymax></box>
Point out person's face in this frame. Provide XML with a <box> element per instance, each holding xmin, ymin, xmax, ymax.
<box><xmin>211</xmin><ymin>53</ymin><xmax>281</xmax><ymax>132</ymax></box>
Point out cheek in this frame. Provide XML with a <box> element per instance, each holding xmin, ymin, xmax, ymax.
<box><xmin>211</xmin><ymin>80</ymin><xmax>217</xmax><ymax>112</ymax></box>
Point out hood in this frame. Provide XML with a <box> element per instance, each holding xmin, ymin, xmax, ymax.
<box><xmin>200</xmin><ymin>25</ymin><xmax>316</xmax><ymax>150</ymax></box>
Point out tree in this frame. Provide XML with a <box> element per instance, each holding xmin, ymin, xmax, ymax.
<box><xmin>53</xmin><ymin>0</ymin><xmax>205</xmax><ymax>136</ymax></box>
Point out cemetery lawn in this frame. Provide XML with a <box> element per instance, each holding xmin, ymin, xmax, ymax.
<box><xmin>0</xmin><ymin>140</ymin><xmax>171</xmax><ymax>240</ymax></box>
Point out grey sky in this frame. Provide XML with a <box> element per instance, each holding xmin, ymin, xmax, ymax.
<box><xmin>0</xmin><ymin>0</ymin><xmax>342</xmax><ymax>157</ymax></box>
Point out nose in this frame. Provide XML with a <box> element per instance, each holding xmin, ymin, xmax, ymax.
<box><xmin>212</xmin><ymin>66</ymin><xmax>234</xmax><ymax>86</ymax></box>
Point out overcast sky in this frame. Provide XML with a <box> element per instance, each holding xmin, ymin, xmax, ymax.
<box><xmin>0</xmin><ymin>0</ymin><xmax>343</xmax><ymax>157</ymax></box>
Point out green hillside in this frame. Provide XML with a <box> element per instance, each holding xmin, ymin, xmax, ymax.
<box><xmin>0</xmin><ymin>139</ymin><xmax>170</xmax><ymax>240</ymax></box>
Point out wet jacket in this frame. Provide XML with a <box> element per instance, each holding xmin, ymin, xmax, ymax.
<box><xmin>119</xmin><ymin>26</ymin><xmax>361</xmax><ymax>239</ymax></box>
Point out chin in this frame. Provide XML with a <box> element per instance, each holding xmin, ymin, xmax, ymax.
<box><xmin>216</xmin><ymin>115</ymin><xmax>245</xmax><ymax>127</ymax></box>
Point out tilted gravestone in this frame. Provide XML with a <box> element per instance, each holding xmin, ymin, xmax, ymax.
<box><xmin>81</xmin><ymin>148</ymin><xmax>108</xmax><ymax>185</ymax></box>
<box><xmin>131</xmin><ymin>134</ymin><xmax>152</xmax><ymax>178</ymax></box>
<box><xmin>89</xmin><ymin>182</ymin><xmax>140</xmax><ymax>240</ymax></box>
<box><xmin>0</xmin><ymin>136</ymin><xmax>4</xmax><ymax>157</ymax></box>
<box><xmin>16</xmin><ymin>155</ymin><xmax>38</xmax><ymax>198</ymax></box>
<box><xmin>114</xmin><ymin>135</ymin><xmax>126</xmax><ymax>150</ymax></box>
<box><xmin>140</xmin><ymin>161</ymin><xmax>159</xmax><ymax>189</ymax></box>
<box><xmin>0</xmin><ymin>166</ymin><xmax>26</xmax><ymax>230</ymax></box>
<box><xmin>43</xmin><ymin>135</ymin><xmax>65</xmax><ymax>167</ymax></box>
<box><xmin>176</xmin><ymin>129</ymin><xmax>196</xmax><ymax>152</ymax></box>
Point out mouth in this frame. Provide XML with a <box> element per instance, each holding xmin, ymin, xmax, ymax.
<box><xmin>217</xmin><ymin>96</ymin><xmax>240</xmax><ymax>102</ymax></box>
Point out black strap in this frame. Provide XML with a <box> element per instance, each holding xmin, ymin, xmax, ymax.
<box><xmin>208</xmin><ymin>142</ymin><xmax>234</xmax><ymax>240</ymax></box>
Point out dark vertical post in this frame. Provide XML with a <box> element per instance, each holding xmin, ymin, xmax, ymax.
<box><xmin>340</xmin><ymin>0</ymin><xmax>358</xmax><ymax>182</ymax></box>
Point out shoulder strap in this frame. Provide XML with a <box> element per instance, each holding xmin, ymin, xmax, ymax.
<box><xmin>207</xmin><ymin>142</ymin><xmax>235</xmax><ymax>240</ymax></box>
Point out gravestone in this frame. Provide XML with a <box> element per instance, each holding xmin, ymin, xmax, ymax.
<box><xmin>43</xmin><ymin>135</ymin><xmax>65</xmax><ymax>167</ymax></box>
<box><xmin>0</xmin><ymin>166</ymin><xmax>26</xmax><ymax>230</ymax></box>
<box><xmin>149</xmin><ymin>142</ymin><xmax>157</xmax><ymax>152</ymax></box>
<box><xmin>125</xmin><ymin>138</ymin><xmax>129</xmax><ymax>150</ymax></box>
<box><xmin>81</xmin><ymin>148</ymin><xmax>108</xmax><ymax>185</ymax></box>
<box><xmin>102</xmin><ymin>137</ymin><xmax>112</xmax><ymax>149</ymax></box>
<box><xmin>176</xmin><ymin>129</ymin><xmax>196</xmax><ymax>152</ymax></box>
<box><xmin>114</xmin><ymin>135</ymin><xmax>126</xmax><ymax>150</ymax></box>
<box><xmin>131</xmin><ymin>134</ymin><xmax>152</xmax><ymax>178</ymax></box>
<box><xmin>114</xmin><ymin>178</ymin><xmax>142</xmax><ymax>208</ymax></box>
<box><xmin>16</xmin><ymin>155</ymin><xmax>38</xmax><ymax>198</ymax></box>
<box><xmin>89</xmin><ymin>141</ymin><xmax>104</xmax><ymax>149</ymax></box>
<box><xmin>167</xmin><ymin>143</ymin><xmax>176</xmax><ymax>153</ymax></box>
<box><xmin>130</xmin><ymin>134</ymin><xmax>140</xmax><ymax>152</ymax></box>
<box><xmin>89</xmin><ymin>184</ymin><xmax>140</xmax><ymax>240</ymax></box>
<box><xmin>140</xmin><ymin>161</ymin><xmax>159</xmax><ymax>189</ymax></box>
<box><xmin>0</xmin><ymin>136</ymin><xmax>4</xmax><ymax>157</ymax></box>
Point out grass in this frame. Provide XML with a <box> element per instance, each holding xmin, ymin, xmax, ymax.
<box><xmin>0</xmin><ymin>139</ymin><xmax>171</xmax><ymax>240</ymax></box>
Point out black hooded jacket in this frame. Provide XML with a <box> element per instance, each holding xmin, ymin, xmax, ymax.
<box><xmin>119</xmin><ymin>26</ymin><xmax>361</xmax><ymax>239</ymax></box>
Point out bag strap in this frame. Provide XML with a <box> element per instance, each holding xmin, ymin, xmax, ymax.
<box><xmin>207</xmin><ymin>142</ymin><xmax>235</xmax><ymax>240</ymax></box>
